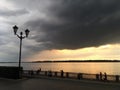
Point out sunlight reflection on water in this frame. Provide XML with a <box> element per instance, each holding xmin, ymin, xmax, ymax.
<box><xmin>0</xmin><ymin>62</ymin><xmax>120</xmax><ymax>75</ymax></box>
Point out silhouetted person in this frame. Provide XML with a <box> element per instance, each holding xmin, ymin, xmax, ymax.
<box><xmin>36</xmin><ymin>68</ymin><xmax>41</xmax><ymax>74</ymax></box>
<box><xmin>39</xmin><ymin>68</ymin><xmax>41</xmax><ymax>72</ymax></box>
<box><xmin>61</xmin><ymin>70</ymin><xmax>64</xmax><ymax>77</ymax></box>
<box><xmin>104</xmin><ymin>72</ymin><xmax>107</xmax><ymax>81</ymax></box>
<box><xmin>100</xmin><ymin>72</ymin><xmax>102</xmax><ymax>80</ymax></box>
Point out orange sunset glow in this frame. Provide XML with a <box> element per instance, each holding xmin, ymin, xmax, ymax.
<box><xmin>26</xmin><ymin>44</ymin><xmax>120</xmax><ymax>61</ymax></box>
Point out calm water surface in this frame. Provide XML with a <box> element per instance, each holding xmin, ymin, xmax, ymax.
<box><xmin>0</xmin><ymin>62</ymin><xmax>120</xmax><ymax>75</ymax></box>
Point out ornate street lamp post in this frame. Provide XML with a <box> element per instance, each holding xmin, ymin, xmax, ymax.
<box><xmin>13</xmin><ymin>25</ymin><xmax>30</xmax><ymax>70</ymax></box>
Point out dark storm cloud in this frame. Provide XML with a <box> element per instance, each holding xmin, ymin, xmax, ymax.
<box><xmin>0</xmin><ymin>8</ymin><xmax>29</xmax><ymax>17</ymax></box>
<box><xmin>26</xmin><ymin>0</ymin><xmax>120</xmax><ymax>50</ymax></box>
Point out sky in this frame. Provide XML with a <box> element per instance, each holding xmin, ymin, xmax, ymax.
<box><xmin>0</xmin><ymin>0</ymin><xmax>120</xmax><ymax>62</ymax></box>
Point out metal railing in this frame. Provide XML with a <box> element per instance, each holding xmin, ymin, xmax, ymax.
<box><xmin>22</xmin><ymin>70</ymin><xmax>120</xmax><ymax>82</ymax></box>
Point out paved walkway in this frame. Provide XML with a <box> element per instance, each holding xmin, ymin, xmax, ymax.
<box><xmin>0</xmin><ymin>77</ymin><xmax>120</xmax><ymax>90</ymax></box>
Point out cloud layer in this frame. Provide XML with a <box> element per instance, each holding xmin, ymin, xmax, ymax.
<box><xmin>0</xmin><ymin>8</ymin><xmax>29</xmax><ymax>17</ymax></box>
<box><xmin>26</xmin><ymin>0</ymin><xmax>120</xmax><ymax>50</ymax></box>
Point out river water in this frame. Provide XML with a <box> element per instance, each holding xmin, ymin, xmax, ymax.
<box><xmin>0</xmin><ymin>62</ymin><xmax>120</xmax><ymax>75</ymax></box>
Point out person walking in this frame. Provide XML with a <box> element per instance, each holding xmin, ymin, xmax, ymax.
<box><xmin>100</xmin><ymin>72</ymin><xmax>102</xmax><ymax>80</ymax></box>
<box><xmin>104</xmin><ymin>72</ymin><xmax>107</xmax><ymax>81</ymax></box>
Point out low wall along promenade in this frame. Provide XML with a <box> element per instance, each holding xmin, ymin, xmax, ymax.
<box><xmin>23</xmin><ymin>70</ymin><xmax>120</xmax><ymax>82</ymax></box>
<box><xmin>0</xmin><ymin>66</ymin><xmax>23</xmax><ymax>79</ymax></box>
<box><xmin>0</xmin><ymin>66</ymin><xmax>119</xmax><ymax>82</ymax></box>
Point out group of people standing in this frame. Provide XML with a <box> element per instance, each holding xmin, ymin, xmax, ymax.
<box><xmin>99</xmin><ymin>72</ymin><xmax>107</xmax><ymax>81</ymax></box>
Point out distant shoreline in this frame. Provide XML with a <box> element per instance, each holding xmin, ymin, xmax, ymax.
<box><xmin>0</xmin><ymin>60</ymin><xmax>120</xmax><ymax>63</ymax></box>
<box><xmin>32</xmin><ymin>60</ymin><xmax>120</xmax><ymax>63</ymax></box>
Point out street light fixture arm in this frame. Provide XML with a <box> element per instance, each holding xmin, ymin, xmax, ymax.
<box><xmin>13</xmin><ymin>25</ymin><xmax>30</xmax><ymax>38</ymax></box>
<box><xmin>16</xmin><ymin>33</ymin><xmax>26</xmax><ymax>39</ymax></box>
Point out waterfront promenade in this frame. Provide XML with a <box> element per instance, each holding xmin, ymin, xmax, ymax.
<box><xmin>0</xmin><ymin>77</ymin><xmax>120</xmax><ymax>90</ymax></box>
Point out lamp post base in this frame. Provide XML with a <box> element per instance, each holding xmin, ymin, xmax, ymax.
<box><xmin>18</xmin><ymin>67</ymin><xmax>23</xmax><ymax>79</ymax></box>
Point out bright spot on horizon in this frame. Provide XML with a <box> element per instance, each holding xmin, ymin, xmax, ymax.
<box><xmin>25</xmin><ymin>44</ymin><xmax>120</xmax><ymax>61</ymax></box>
